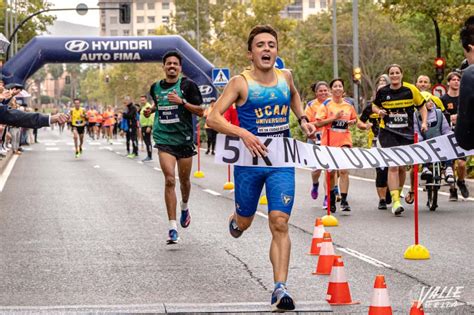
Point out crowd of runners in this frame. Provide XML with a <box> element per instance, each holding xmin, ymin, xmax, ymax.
<box><xmin>1</xmin><ymin>15</ymin><xmax>473</xmax><ymax>312</ymax></box>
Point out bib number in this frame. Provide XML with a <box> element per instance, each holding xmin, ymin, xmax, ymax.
<box><xmin>158</xmin><ymin>105</ymin><xmax>180</xmax><ymax>124</ymax></box>
<box><xmin>331</xmin><ymin>119</ymin><xmax>348</xmax><ymax>132</ymax></box>
<box><xmin>387</xmin><ymin>112</ymin><xmax>408</xmax><ymax>128</ymax></box>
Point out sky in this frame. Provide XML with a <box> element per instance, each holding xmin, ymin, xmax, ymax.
<box><xmin>47</xmin><ymin>0</ymin><xmax>100</xmax><ymax>27</ymax></box>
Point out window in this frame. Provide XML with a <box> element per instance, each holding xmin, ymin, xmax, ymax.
<box><xmin>110</xmin><ymin>29</ymin><xmax>118</xmax><ymax>36</ymax></box>
<box><xmin>147</xmin><ymin>2</ymin><xmax>155</xmax><ymax>9</ymax></box>
<box><xmin>147</xmin><ymin>29</ymin><xmax>156</xmax><ymax>35</ymax></box>
<box><xmin>137</xmin><ymin>16</ymin><xmax>144</xmax><ymax>23</ymax></box>
<box><xmin>147</xmin><ymin>16</ymin><xmax>155</xmax><ymax>23</ymax></box>
<box><xmin>123</xmin><ymin>30</ymin><xmax>130</xmax><ymax>35</ymax></box>
<box><xmin>110</xmin><ymin>16</ymin><xmax>118</xmax><ymax>24</ymax></box>
<box><xmin>162</xmin><ymin>16</ymin><xmax>169</xmax><ymax>24</ymax></box>
<box><xmin>136</xmin><ymin>3</ymin><xmax>144</xmax><ymax>10</ymax></box>
<box><xmin>162</xmin><ymin>1</ymin><xmax>170</xmax><ymax>10</ymax></box>
<box><xmin>137</xmin><ymin>29</ymin><xmax>145</xmax><ymax>35</ymax></box>
<box><xmin>320</xmin><ymin>0</ymin><xmax>327</xmax><ymax>9</ymax></box>
<box><xmin>309</xmin><ymin>0</ymin><xmax>315</xmax><ymax>9</ymax></box>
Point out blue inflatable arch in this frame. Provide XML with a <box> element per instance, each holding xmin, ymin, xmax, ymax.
<box><xmin>1</xmin><ymin>35</ymin><xmax>218</xmax><ymax>104</ymax></box>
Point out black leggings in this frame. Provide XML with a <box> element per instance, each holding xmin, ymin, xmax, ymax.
<box><xmin>375</xmin><ymin>167</ymin><xmax>388</xmax><ymax>188</ymax></box>
<box><xmin>141</xmin><ymin>126</ymin><xmax>152</xmax><ymax>158</ymax></box>
<box><xmin>206</xmin><ymin>128</ymin><xmax>217</xmax><ymax>152</ymax></box>
<box><xmin>126</xmin><ymin>128</ymin><xmax>138</xmax><ymax>155</ymax></box>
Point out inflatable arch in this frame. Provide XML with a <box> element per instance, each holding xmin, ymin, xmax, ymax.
<box><xmin>1</xmin><ymin>35</ymin><xmax>218</xmax><ymax>105</ymax></box>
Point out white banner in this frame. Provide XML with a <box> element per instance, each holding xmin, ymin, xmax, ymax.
<box><xmin>214</xmin><ymin>133</ymin><xmax>474</xmax><ymax>170</ymax></box>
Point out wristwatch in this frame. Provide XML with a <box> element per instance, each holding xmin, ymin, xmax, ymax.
<box><xmin>298</xmin><ymin>115</ymin><xmax>309</xmax><ymax>125</ymax></box>
<box><xmin>181</xmin><ymin>99</ymin><xmax>187</xmax><ymax>105</ymax></box>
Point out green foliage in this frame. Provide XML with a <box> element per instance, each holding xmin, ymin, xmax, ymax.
<box><xmin>40</xmin><ymin>94</ymin><xmax>52</xmax><ymax>104</ymax></box>
<box><xmin>349</xmin><ymin>125</ymin><xmax>369</xmax><ymax>149</ymax></box>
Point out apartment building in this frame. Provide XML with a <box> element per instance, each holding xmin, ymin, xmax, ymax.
<box><xmin>98</xmin><ymin>0</ymin><xmax>175</xmax><ymax>36</ymax></box>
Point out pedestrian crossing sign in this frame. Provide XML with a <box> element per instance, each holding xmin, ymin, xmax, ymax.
<box><xmin>212</xmin><ymin>68</ymin><xmax>230</xmax><ymax>87</ymax></box>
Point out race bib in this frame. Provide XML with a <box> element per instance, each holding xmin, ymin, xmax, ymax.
<box><xmin>387</xmin><ymin>112</ymin><xmax>408</xmax><ymax>129</ymax></box>
<box><xmin>75</xmin><ymin>120</ymin><xmax>83</xmax><ymax>125</ymax></box>
<box><xmin>331</xmin><ymin>119</ymin><xmax>348</xmax><ymax>132</ymax></box>
<box><xmin>158</xmin><ymin>105</ymin><xmax>180</xmax><ymax>124</ymax></box>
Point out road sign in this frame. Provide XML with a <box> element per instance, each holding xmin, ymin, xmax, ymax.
<box><xmin>275</xmin><ymin>56</ymin><xmax>285</xmax><ymax>69</ymax></box>
<box><xmin>212</xmin><ymin>68</ymin><xmax>230</xmax><ymax>87</ymax></box>
<box><xmin>432</xmin><ymin>83</ymin><xmax>447</xmax><ymax>97</ymax></box>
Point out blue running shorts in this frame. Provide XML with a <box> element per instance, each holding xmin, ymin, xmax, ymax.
<box><xmin>234</xmin><ymin>166</ymin><xmax>295</xmax><ymax>217</ymax></box>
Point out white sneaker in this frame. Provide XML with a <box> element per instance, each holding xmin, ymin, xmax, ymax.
<box><xmin>421</xmin><ymin>167</ymin><xmax>433</xmax><ymax>180</ymax></box>
<box><xmin>445</xmin><ymin>167</ymin><xmax>455</xmax><ymax>184</ymax></box>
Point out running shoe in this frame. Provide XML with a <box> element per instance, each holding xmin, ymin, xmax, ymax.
<box><xmin>322</xmin><ymin>196</ymin><xmax>328</xmax><ymax>210</ymax></box>
<box><xmin>127</xmin><ymin>153</ymin><xmax>137</xmax><ymax>159</ymax></box>
<box><xmin>341</xmin><ymin>200</ymin><xmax>351</xmax><ymax>212</ymax></box>
<box><xmin>75</xmin><ymin>152</ymin><xmax>80</xmax><ymax>158</ymax></box>
<box><xmin>449</xmin><ymin>188</ymin><xmax>458</xmax><ymax>202</ymax></box>
<box><xmin>142</xmin><ymin>157</ymin><xmax>153</xmax><ymax>162</ymax></box>
<box><xmin>180</xmin><ymin>209</ymin><xmax>191</xmax><ymax>228</ymax></box>
<box><xmin>378</xmin><ymin>199</ymin><xmax>387</xmax><ymax>210</ymax></box>
<box><xmin>391</xmin><ymin>200</ymin><xmax>404</xmax><ymax>216</ymax></box>
<box><xmin>167</xmin><ymin>229</ymin><xmax>179</xmax><ymax>244</ymax></box>
<box><xmin>271</xmin><ymin>285</ymin><xmax>295</xmax><ymax>312</ymax></box>
<box><xmin>310</xmin><ymin>184</ymin><xmax>319</xmax><ymax>200</ymax></box>
<box><xmin>445</xmin><ymin>167</ymin><xmax>455</xmax><ymax>184</ymax></box>
<box><xmin>420</xmin><ymin>167</ymin><xmax>433</xmax><ymax>181</ymax></box>
<box><xmin>79</xmin><ymin>146</ymin><xmax>83</xmax><ymax>154</ymax></box>
<box><xmin>228</xmin><ymin>214</ymin><xmax>243</xmax><ymax>238</ymax></box>
<box><xmin>385</xmin><ymin>190</ymin><xmax>392</xmax><ymax>205</ymax></box>
<box><xmin>330</xmin><ymin>204</ymin><xmax>337</xmax><ymax>213</ymax></box>
<box><xmin>457</xmin><ymin>180</ymin><xmax>469</xmax><ymax>199</ymax></box>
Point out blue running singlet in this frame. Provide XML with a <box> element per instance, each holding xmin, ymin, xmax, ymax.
<box><xmin>234</xmin><ymin>68</ymin><xmax>295</xmax><ymax>217</ymax></box>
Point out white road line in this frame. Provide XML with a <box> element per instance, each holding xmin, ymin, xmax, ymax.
<box><xmin>203</xmin><ymin>189</ymin><xmax>221</xmax><ymax>196</ymax></box>
<box><xmin>256</xmin><ymin>211</ymin><xmax>268</xmax><ymax>219</ymax></box>
<box><xmin>45</xmin><ymin>147</ymin><xmax>59</xmax><ymax>151</ymax></box>
<box><xmin>0</xmin><ymin>155</ymin><xmax>18</xmax><ymax>192</ymax></box>
<box><xmin>21</xmin><ymin>147</ymin><xmax>33</xmax><ymax>151</ymax></box>
<box><xmin>93</xmin><ymin>165</ymin><xmax>100</xmax><ymax>169</ymax></box>
<box><xmin>115</xmin><ymin>152</ymin><xmax>121</xmax><ymax>154</ymax></box>
<box><xmin>154</xmin><ymin>167</ymin><xmax>162</xmax><ymax>172</ymax></box>
<box><xmin>66</xmin><ymin>142</ymin><xmax>74</xmax><ymax>146</ymax></box>
<box><xmin>89</xmin><ymin>142</ymin><xmax>101</xmax><ymax>146</ymax></box>
<box><xmin>44</xmin><ymin>143</ymin><xmax>56</xmax><ymax>146</ymax></box>
<box><xmin>137</xmin><ymin>161</ymin><xmax>143</xmax><ymax>164</ymax></box>
<box><xmin>336</xmin><ymin>247</ymin><xmax>392</xmax><ymax>268</ymax></box>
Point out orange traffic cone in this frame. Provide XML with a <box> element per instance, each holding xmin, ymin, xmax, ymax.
<box><xmin>368</xmin><ymin>275</ymin><xmax>393</xmax><ymax>315</ymax></box>
<box><xmin>409</xmin><ymin>300</ymin><xmax>425</xmax><ymax>315</ymax></box>
<box><xmin>308</xmin><ymin>217</ymin><xmax>325</xmax><ymax>255</ymax></box>
<box><xmin>312</xmin><ymin>232</ymin><xmax>335</xmax><ymax>275</ymax></box>
<box><xmin>326</xmin><ymin>256</ymin><xmax>359</xmax><ymax>305</ymax></box>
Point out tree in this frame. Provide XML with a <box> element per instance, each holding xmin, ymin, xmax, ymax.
<box><xmin>0</xmin><ymin>0</ymin><xmax>55</xmax><ymax>56</ymax></box>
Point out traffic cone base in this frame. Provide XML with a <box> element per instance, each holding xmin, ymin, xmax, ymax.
<box><xmin>194</xmin><ymin>170</ymin><xmax>205</xmax><ymax>178</ymax></box>
<box><xmin>409</xmin><ymin>300</ymin><xmax>425</xmax><ymax>315</ymax></box>
<box><xmin>259</xmin><ymin>195</ymin><xmax>268</xmax><ymax>205</ymax></box>
<box><xmin>223</xmin><ymin>181</ymin><xmax>234</xmax><ymax>190</ymax></box>
<box><xmin>322</xmin><ymin>214</ymin><xmax>338</xmax><ymax>227</ymax></box>
<box><xmin>404</xmin><ymin>244</ymin><xmax>430</xmax><ymax>260</ymax></box>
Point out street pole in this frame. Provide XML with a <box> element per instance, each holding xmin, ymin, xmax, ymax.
<box><xmin>196</xmin><ymin>0</ymin><xmax>200</xmax><ymax>51</ymax></box>
<box><xmin>352</xmin><ymin>0</ymin><xmax>360</xmax><ymax>111</ymax></box>
<box><xmin>332</xmin><ymin>0</ymin><xmax>338</xmax><ymax>79</ymax></box>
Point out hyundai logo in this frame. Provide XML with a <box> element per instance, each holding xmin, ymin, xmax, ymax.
<box><xmin>199</xmin><ymin>85</ymin><xmax>213</xmax><ymax>95</ymax></box>
<box><xmin>65</xmin><ymin>40</ymin><xmax>89</xmax><ymax>53</ymax></box>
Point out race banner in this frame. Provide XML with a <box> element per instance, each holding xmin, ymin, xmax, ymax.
<box><xmin>214</xmin><ymin>133</ymin><xmax>474</xmax><ymax>170</ymax></box>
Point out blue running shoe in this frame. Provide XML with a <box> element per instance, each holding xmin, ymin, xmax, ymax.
<box><xmin>229</xmin><ymin>214</ymin><xmax>243</xmax><ymax>238</ymax></box>
<box><xmin>167</xmin><ymin>229</ymin><xmax>179</xmax><ymax>244</ymax></box>
<box><xmin>310</xmin><ymin>184</ymin><xmax>319</xmax><ymax>200</ymax></box>
<box><xmin>271</xmin><ymin>285</ymin><xmax>295</xmax><ymax>312</ymax></box>
<box><xmin>180</xmin><ymin>209</ymin><xmax>191</xmax><ymax>228</ymax></box>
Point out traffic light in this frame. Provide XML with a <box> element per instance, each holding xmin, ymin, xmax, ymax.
<box><xmin>353</xmin><ymin>67</ymin><xmax>362</xmax><ymax>84</ymax></box>
<box><xmin>119</xmin><ymin>3</ymin><xmax>131</xmax><ymax>24</ymax></box>
<box><xmin>434</xmin><ymin>57</ymin><xmax>446</xmax><ymax>83</ymax></box>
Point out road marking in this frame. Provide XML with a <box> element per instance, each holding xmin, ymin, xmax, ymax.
<box><xmin>336</xmin><ymin>247</ymin><xmax>392</xmax><ymax>268</ymax></box>
<box><xmin>93</xmin><ymin>165</ymin><xmax>100</xmax><ymax>169</ymax></box>
<box><xmin>0</xmin><ymin>155</ymin><xmax>18</xmax><ymax>192</ymax></box>
<box><xmin>89</xmin><ymin>142</ymin><xmax>101</xmax><ymax>146</ymax></box>
<box><xmin>46</xmin><ymin>147</ymin><xmax>59</xmax><ymax>151</ymax></box>
<box><xmin>203</xmin><ymin>189</ymin><xmax>221</xmax><ymax>196</ymax></box>
<box><xmin>66</xmin><ymin>142</ymin><xmax>74</xmax><ymax>146</ymax></box>
<box><xmin>44</xmin><ymin>143</ymin><xmax>56</xmax><ymax>146</ymax></box>
<box><xmin>115</xmin><ymin>152</ymin><xmax>121</xmax><ymax>154</ymax></box>
<box><xmin>21</xmin><ymin>147</ymin><xmax>33</xmax><ymax>151</ymax></box>
<box><xmin>154</xmin><ymin>167</ymin><xmax>162</xmax><ymax>172</ymax></box>
<box><xmin>137</xmin><ymin>161</ymin><xmax>143</xmax><ymax>164</ymax></box>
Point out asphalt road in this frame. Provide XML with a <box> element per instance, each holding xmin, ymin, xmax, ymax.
<box><xmin>0</xmin><ymin>128</ymin><xmax>472</xmax><ymax>314</ymax></box>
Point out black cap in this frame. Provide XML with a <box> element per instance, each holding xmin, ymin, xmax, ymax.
<box><xmin>5</xmin><ymin>83</ymin><xmax>24</xmax><ymax>90</ymax></box>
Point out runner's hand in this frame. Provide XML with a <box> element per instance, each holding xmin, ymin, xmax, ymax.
<box><xmin>300</xmin><ymin>120</ymin><xmax>316</xmax><ymax>138</ymax></box>
<box><xmin>168</xmin><ymin>90</ymin><xmax>183</xmax><ymax>105</ymax></box>
<box><xmin>241</xmin><ymin>130</ymin><xmax>268</xmax><ymax>158</ymax></box>
<box><xmin>421</xmin><ymin>122</ymin><xmax>428</xmax><ymax>133</ymax></box>
<box><xmin>378</xmin><ymin>109</ymin><xmax>387</xmax><ymax>118</ymax></box>
<box><xmin>335</xmin><ymin>110</ymin><xmax>344</xmax><ymax>119</ymax></box>
<box><xmin>51</xmin><ymin>113</ymin><xmax>69</xmax><ymax>125</ymax></box>
<box><xmin>348</xmin><ymin>119</ymin><xmax>357</xmax><ymax>126</ymax></box>
<box><xmin>365</xmin><ymin>122</ymin><xmax>373</xmax><ymax>130</ymax></box>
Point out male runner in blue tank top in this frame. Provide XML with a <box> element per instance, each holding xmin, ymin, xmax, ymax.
<box><xmin>207</xmin><ymin>25</ymin><xmax>315</xmax><ymax>312</ymax></box>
